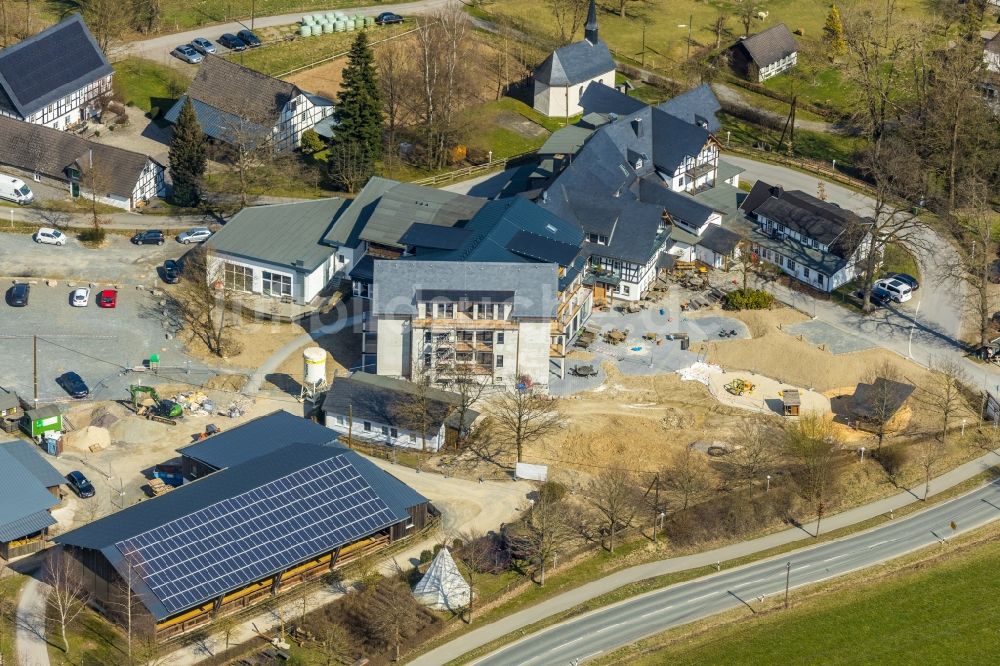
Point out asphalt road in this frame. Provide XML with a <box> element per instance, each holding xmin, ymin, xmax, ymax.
<box><xmin>127</xmin><ymin>0</ymin><xmax>455</xmax><ymax>67</ymax></box>
<box><xmin>470</xmin><ymin>479</ymin><xmax>1000</xmax><ymax>665</ymax></box>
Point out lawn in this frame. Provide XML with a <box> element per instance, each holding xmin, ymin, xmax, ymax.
<box><xmin>0</xmin><ymin>575</ymin><xmax>26</xmax><ymax>666</ymax></box>
<box><xmin>615</xmin><ymin>536</ymin><xmax>1000</xmax><ymax>665</ymax></box>
<box><xmin>463</xmin><ymin>97</ymin><xmax>555</xmax><ymax>159</ymax></box>
<box><xmin>113</xmin><ymin>58</ymin><xmax>191</xmax><ymax>117</ymax></box>
<box><xmin>718</xmin><ymin>113</ymin><xmax>863</xmax><ymax>167</ymax></box>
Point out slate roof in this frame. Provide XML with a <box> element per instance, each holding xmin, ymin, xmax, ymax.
<box><xmin>0</xmin><ymin>15</ymin><xmax>113</xmax><ymax>119</ymax></box>
<box><xmin>349</xmin><ymin>254</ymin><xmax>375</xmax><ymax>282</ymax></box>
<box><xmin>178</xmin><ymin>410</ymin><xmax>344</xmax><ymax>470</ymax></box>
<box><xmin>697</xmin><ymin>225</ymin><xmax>742</xmax><ymax>255</ymax></box>
<box><xmin>399</xmin><ymin>224</ymin><xmax>473</xmax><ymax>251</ymax></box>
<box><xmin>0</xmin><ymin>441</ymin><xmax>59</xmax><ymax>542</ymax></box>
<box><xmin>740</xmin><ymin>180</ymin><xmax>871</xmax><ymax>258</ymax></box>
<box><xmin>657</xmin><ymin>84</ymin><xmax>722</xmax><ymax>133</ymax></box>
<box><xmin>735</xmin><ymin>23</ymin><xmax>798</xmax><ymax>67</ymax></box>
<box><xmin>321</xmin><ymin>373</ymin><xmax>477</xmax><ymax>436</ymax></box>
<box><xmin>535</xmin><ymin>39</ymin><xmax>615</xmax><ymax>86</ymax></box>
<box><xmin>0</xmin><ymin>386</ymin><xmax>18</xmax><ymax>413</ymax></box>
<box><xmin>184</xmin><ymin>56</ymin><xmax>299</xmax><ymax>126</ymax></box>
<box><xmin>0</xmin><ymin>440</ymin><xmax>65</xmax><ymax>488</ymax></box>
<box><xmin>163</xmin><ymin>96</ymin><xmax>270</xmax><ymax>145</ymax></box>
<box><xmin>55</xmin><ymin>442</ymin><xmax>427</xmax><ymax>620</ymax></box>
<box><xmin>373</xmin><ymin>261</ymin><xmax>559</xmax><ymax>319</ymax></box>
<box><xmin>636</xmin><ymin>178</ymin><xmax>717</xmax><ymax>228</ymax></box>
<box><xmin>0</xmin><ymin>115</ymin><xmax>157</xmax><ymax>200</ymax></box>
<box><xmin>579</xmin><ymin>82</ymin><xmax>646</xmax><ymax>117</ymax></box>
<box><xmin>206</xmin><ymin>198</ymin><xmax>347</xmax><ymax>272</ymax></box>
<box><xmin>323</xmin><ymin>177</ymin><xmax>485</xmax><ymax>249</ymax></box>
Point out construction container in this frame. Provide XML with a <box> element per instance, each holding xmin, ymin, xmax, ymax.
<box><xmin>23</xmin><ymin>405</ymin><xmax>62</xmax><ymax>439</ymax></box>
<box><xmin>299</xmin><ymin>25</ymin><xmax>312</xmax><ymax>37</ymax></box>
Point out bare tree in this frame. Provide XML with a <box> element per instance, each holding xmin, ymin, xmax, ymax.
<box><xmin>921</xmin><ymin>357</ymin><xmax>970</xmax><ymax>447</ymax></box>
<box><xmin>945</xmin><ymin>188</ymin><xmax>999</xmax><ymax>349</ymax></box>
<box><xmin>445</xmin><ymin>362</ymin><xmax>488</xmax><ymax>448</ymax></box>
<box><xmin>389</xmin><ymin>365</ymin><xmax>433</xmax><ymax>453</ymax></box>
<box><xmin>736</xmin><ymin>0</ymin><xmax>760</xmax><ymax>37</ymax></box>
<box><xmin>661</xmin><ymin>445</ymin><xmax>715</xmax><ymax>512</ymax></box>
<box><xmin>110</xmin><ymin>547</ymin><xmax>143</xmax><ymax>660</ymax></box>
<box><xmin>586</xmin><ymin>467</ymin><xmax>641</xmax><ymax>553</ymax></box>
<box><xmin>327</xmin><ymin>140</ymin><xmax>374</xmax><ymax>194</ymax></box>
<box><xmin>219</xmin><ymin>113</ymin><xmax>272</xmax><ymax>209</ymax></box>
<box><xmin>507</xmin><ymin>488</ymin><xmax>573</xmax><ymax>585</ymax></box>
<box><xmin>728</xmin><ymin>419</ymin><xmax>777</xmax><ymax>501</ymax></box>
<box><xmin>213</xmin><ymin>614</ymin><xmax>238</xmax><ymax>653</ymax></box>
<box><xmin>315</xmin><ymin>623</ymin><xmax>352</xmax><ymax>665</ymax></box>
<box><xmin>545</xmin><ymin>0</ymin><xmax>589</xmax><ymax>44</ymax></box>
<box><xmin>864</xmin><ymin>360</ymin><xmax>905</xmax><ymax>452</ymax></box>
<box><xmin>784</xmin><ymin>413</ymin><xmax>842</xmax><ymax>536</ymax></box>
<box><xmin>712</xmin><ymin>11</ymin><xmax>730</xmax><ymax>49</ymax></box>
<box><xmin>45</xmin><ymin>549</ymin><xmax>90</xmax><ymax>655</ymax></box>
<box><xmin>377</xmin><ymin>39</ymin><xmax>411</xmax><ymax>166</ymax></box>
<box><xmin>174</xmin><ymin>247</ymin><xmax>241</xmax><ymax>357</ymax></box>
<box><xmin>77</xmin><ymin>0</ymin><xmax>133</xmax><ymax>52</ymax></box>
<box><xmin>453</xmin><ymin>531</ymin><xmax>494</xmax><ymax>623</ymax></box>
<box><xmin>489</xmin><ymin>388</ymin><xmax>561</xmax><ymax>463</ymax></box>
<box><xmin>917</xmin><ymin>435</ymin><xmax>944</xmax><ymax>501</ymax></box>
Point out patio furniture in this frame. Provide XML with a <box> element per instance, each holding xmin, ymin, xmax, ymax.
<box><xmin>604</xmin><ymin>329</ymin><xmax>628</xmax><ymax>345</ymax></box>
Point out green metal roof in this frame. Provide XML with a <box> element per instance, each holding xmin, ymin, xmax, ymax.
<box><xmin>716</xmin><ymin>159</ymin><xmax>745</xmax><ymax>184</ymax></box>
<box><xmin>538</xmin><ymin>125</ymin><xmax>593</xmax><ymax>156</ymax></box>
<box><xmin>206</xmin><ymin>198</ymin><xmax>347</xmax><ymax>272</ymax></box>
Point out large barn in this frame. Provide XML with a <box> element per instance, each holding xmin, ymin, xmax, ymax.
<box><xmin>55</xmin><ymin>414</ymin><xmax>429</xmax><ymax>641</ymax></box>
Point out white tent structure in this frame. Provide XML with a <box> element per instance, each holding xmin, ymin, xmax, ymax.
<box><xmin>412</xmin><ymin>547</ymin><xmax>471</xmax><ymax>611</ymax></box>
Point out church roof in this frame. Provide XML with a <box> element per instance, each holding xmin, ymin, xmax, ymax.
<box><xmin>535</xmin><ymin>39</ymin><xmax>615</xmax><ymax>86</ymax></box>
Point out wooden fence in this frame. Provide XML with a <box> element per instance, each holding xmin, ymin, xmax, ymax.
<box><xmin>723</xmin><ymin>143</ymin><xmax>871</xmax><ymax>193</ymax></box>
<box><xmin>411</xmin><ymin>152</ymin><xmax>533</xmax><ymax>187</ymax></box>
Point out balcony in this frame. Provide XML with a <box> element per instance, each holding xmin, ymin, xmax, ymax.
<box><xmin>583</xmin><ymin>267</ymin><xmax>622</xmax><ymax>287</ymax></box>
<box><xmin>413</xmin><ymin>318</ymin><xmax>518</xmax><ymax>330</ymax></box>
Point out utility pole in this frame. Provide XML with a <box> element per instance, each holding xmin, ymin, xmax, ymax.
<box><xmin>641</xmin><ymin>23</ymin><xmax>646</xmax><ymax>67</ymax></box>
<box><xmin>686</xmin><ymin>14</ymin><xmax>693</xmax><ymax>60</ymax></box>
<box><xmin>784</xmin><ymin>561</ymin><xmax>791</xmax><ymax>609</ymax></box>
<box><xmin>33</xmin><ymin>334</ymin><xmax>38</xmax><ymax>407</ymax></box>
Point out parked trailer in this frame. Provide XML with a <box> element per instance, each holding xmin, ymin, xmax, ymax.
<box><xmin>0</xmin><ymin>173</ymin><xmax>34</xmax><ymax>204</ymax></box>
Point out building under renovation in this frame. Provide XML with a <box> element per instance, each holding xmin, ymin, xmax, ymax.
<box><xmin>55</xmin><ymin>414</ymin><xmax>429</xmax><ymax>640</ymax></box>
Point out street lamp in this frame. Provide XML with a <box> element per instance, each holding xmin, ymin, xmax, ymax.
<box><xmin>766</xmin><ymin>474</ymin><xmax>771</xmax><ymax>492</ymax></box>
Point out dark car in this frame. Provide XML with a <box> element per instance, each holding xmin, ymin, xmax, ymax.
<box><xmin>7</xmin><ymin>283</ymin><xmax>29</xmax><ymax>306</ymax></box>
<box><xmin>376</xmin><ymin>11</ymin><xmax>403</xmax><ymax>24</ymax></box>
<box><xmin>132</xmin><ymin>230</ymin><xmax>165</xmax><ymax>245</ymax></box>
<box><xmin>66</xmin><ymin>471</ymin><xmax>95</xmax><ymax>498</ymax></box>
<box><xmin>885</xmin><ymin>272</ymin><xmax>919</xmax><ymax>291</ymax></box>
<box><xmin>236</xmin><ymin>29</ymin><xmax>262</xmax><ymax>47</ymax></box>
<box><xmin>856</xmin><ymin>285</ymin><xmax>893</xmax><ymax>308</ymax></box>
<box><xmin>218</xmin><ymin>33</ymin><xmax>247</xmax><ymax>51</ymax></box>
<box><xmin>57</xmin><ymin>371</ymin><xmax>90</xmax><ymax>399</ymax></box>
<box><xmin>162</xmin><ymin>259</ymin><xmax>181</xmax><ymax>284</ymax></box>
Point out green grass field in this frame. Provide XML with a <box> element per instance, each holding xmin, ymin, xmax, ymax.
<box><xmin>614</xmin><ymin>537</ymin><xmax>1000</xmax><ymax>665</ymax></box>
<box><xmin>113</xmin><ymin>58</ymin><xmax>191</xmax><ymax>116</ymax></box>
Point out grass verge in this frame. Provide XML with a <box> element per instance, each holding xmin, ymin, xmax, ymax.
<box><xmin>0</xmin><ymin>575</ymin><xmax>27</xmax><ymax>666</ymax></box>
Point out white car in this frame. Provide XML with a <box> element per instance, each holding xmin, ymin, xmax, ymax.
<box><xmin>875</xmin><ymin>277</ymin><xmax>913</xmax><ymax>303</ymax></box>
<box><xmin>177</xmin><ymin>227</ymin><xmax>212</xmax><ymax>244</ymax></box>
<box><xmin>70</xmin><ymin>288</ymin><xmax>90</xmax><ymax>307</ymax></box>
<box><xmin>34</xmin><ymin>228</ymin><xmax>67</xmax><ymax>246</ymax></box>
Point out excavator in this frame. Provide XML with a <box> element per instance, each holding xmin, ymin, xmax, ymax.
<box><xmin>129</xmin><ymin>385</ymin><xmax>183</xmax><ymax>425</ymax></box>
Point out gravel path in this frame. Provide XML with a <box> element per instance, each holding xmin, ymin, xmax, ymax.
<box><xmin>15</xmin><ymin>576</ymin><xmax>52</xmax><ymax>666</ymax></box>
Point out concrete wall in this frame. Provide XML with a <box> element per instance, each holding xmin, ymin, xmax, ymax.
<box><xmin>515</xmin><ymin>321</ymin><xmax>551</xmax><ymax>387</ymax></box>
<box><xmin>376</xmin><ymin>318</ymin><xmax>408</xmax><ymax>377</ymax></box>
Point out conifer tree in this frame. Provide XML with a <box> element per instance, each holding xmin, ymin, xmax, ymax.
<box><xmin>168</xmin><ymin>97</ymin><xmax>207</xmax><ymax>207</ymax></box>
<box><xmin>334</xmin><ymin>30</ymin><xmax>383</xmax><ymax>159</ymax></box>
<box><xmin>823</xmin><ymin>5</ymin><xmax>847</xmax><ymax>59</ymax></box>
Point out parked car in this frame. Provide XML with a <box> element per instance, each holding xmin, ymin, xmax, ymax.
<box><xmin>376</xmin><ymin>12</ymin><xmax>403</xmax><ymax>24</ymax></box>
<box><xmin>34</xmin><ymin>227</ymin><xmax>66</xmax><ymax>245</ymax></box>
<box><xmin>7</xmin><ymin>283</ymin><xmax>29</xmax><ymax>307</ymax></box>
<box><xmin>70</xmin><ymin>287</ymin><xmax>90</xmax><ymax>307</ymax></box>
<box><xmin>236</xmin><ymin>29</ymin><xmax>262</xmax><ymax>47</ymax></box>
<box><xmin>132</xmin><ymin>230</ymin><xmax>165</xmax><ymax>245</ymax></box>
<box><xmin>57</xmin><ymin>371</ymin><xmax>90</xmax><ymax>399</ymax></box>
<box><xmin>177</xmin><ymin>227</ymin><xmax>212</xmax><ymax>244</ymax></box>
<box><xmin>884</xmin><ymin>272</ymin><xmax>919</xmax><ymax>291</ymax></box>
<box><xmin>191</xmin><ymin>37</ymin><xmax>217</xmax><ymax>54</ymax></box>
<box><xmin>66</xmin><ymin>471</ymin><xmax>95</xmax><ymax>498</ymax></box>
<box><xmin>0</xmin><ymin>174</ymin><xmax>34</xmax><ymax>204</ymax></box>
<box><xmin>162</xmin><ymin>259</ymin><xmax>181</xmax><ymax>284</ymax></box>
<box><xmin>173</xmin><ymin>44</ymin><xmax>204</xmax><ymax>64</ymax></box>
<box><xmin>97</xmin><ymin>289</ymin><xmax>118</xmax><ymax>308</ymax></box>
<box><xmin>219</xmin><ymin>33</ymin><xmax>247</xmax><ymax>51</ymax></box>
<box><xmin>856</xmin><ymin>285</ymin><xmax>893</xmax><ymax>307</ymax></box>
<box><xmin>875</xmin><ymin>277</ymin><xmax>913</xmax><ymax>303</ymax></box>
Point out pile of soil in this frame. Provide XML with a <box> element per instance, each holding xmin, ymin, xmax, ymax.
<box><xmin>203</xmin><ymin>374</ymin><xmax>249</xmax><ymax>392</ymax></box>
<box><xmin>64</xmin><ymin>426</ymin><xmax>111</xmax><ymax>452</ymax></box>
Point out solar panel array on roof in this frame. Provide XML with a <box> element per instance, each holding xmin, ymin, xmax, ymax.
<box><xmin>0</xmin><ymin>17</ymin><xmax>112</xmax><ymax>117</ymax></box>
<box><xmin>115</xmin><ymin>454</ymin><xmax>397</xmax><ymax>614</ymax></box>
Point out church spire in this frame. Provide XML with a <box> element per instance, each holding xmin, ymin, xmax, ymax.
<box><xmin>584</xmin><ymin>0</ymin><xmax>598</xmax><ymax>45</ymax></box>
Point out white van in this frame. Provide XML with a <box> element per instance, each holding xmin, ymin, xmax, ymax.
<box><xmin>0</xmin><ymin>174</ymin><xmax>34</xmax><ymax>204</ymax></box>
<box><xmin>877</xmin><ymin>278</ymin><xmax>913</xmax><ymax>303</ymax></box>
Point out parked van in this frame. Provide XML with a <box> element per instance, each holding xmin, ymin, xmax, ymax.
<box><xmin>877</xmin><ymin>278</ymin><xmax>913</xmax><ymax>303</ymax></box>
<box><xmin>0</xmin><ymin>174</ymin><xmax>34</xmax><ymax>204</ymax></box>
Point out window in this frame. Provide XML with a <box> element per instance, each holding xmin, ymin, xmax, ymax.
<box><xmin>224</xmin><ymin>263</ymin><xmax>253</xmax><ymax>292</ymax></box>
<box><xmin>363</xmin><ymin>421</ymin><xmax>372</xmax><ymax>432</ymax></box>
<box><xmin>787</xmin><ymin>259</ymin><xmax>796</xmax><ymax>271</ymax></box>
<box><xmin>262</xmin><ymin>271</ymin><xmax>292</xmax><ymax>296</ymax></box>
<box><xmin>337</xmin><ymin>254</ymin><xmax>345</xmax><ymax>264</ymax></box>
<box><xmin>481</xmin><ymin>303</ymin><xmax>495</xmax><ymax>320</ymax></box>
<box><xmin>381</xmin><ymin>425</ymin><xmax>389</xmax><ymax>436</ymax></box>
<box><xmin>803</xmin><ymin>268</ymin><xmax>810</xmax><ymax>279</ymax></box>
<box><xmin>621</xmin><ymin>285</ymin><xmax>631</xmax><ymax>295</ymax></box>
<box><xmin>337</xmin><ymin>415</ymin><xmax>347</xmax><ymax>425</ymax></box>
<box><xmin>497</xmin><ymin>332</ymin><xmax>505</xmax><ymax>345</ymax></box>
<box><xmin>496</xmin><ymin>355</ymin><xmax>503</xmax><ymax>368</ymax></box>
<box><xmin>390</xmin><ymin>427</ymin><xmax>398</xmax><ymax>438</ymax></box>
<box><xmin>444</xmin><ymin>303</ymin><xmax>455</xmax><ymax>318</ymax></box>
<box><xmin>424</xmin><ymin>331</ymin><xmax>432</xmax><ymax>343</ymax></box>
<box><xmin>422</xmin><ymin>352</ymin><xmax>432</xmax><ymax>367</ymax></box>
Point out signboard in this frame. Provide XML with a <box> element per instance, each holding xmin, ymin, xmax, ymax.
<box><xmin>514</xmin><ymin>462</ymin><xmax>548</xmax><ymax>482</ymax></box>
<box><xmin>36</xmin><ymin>416</ymin><xmax>59</xmax><ymax>428</ymax></box>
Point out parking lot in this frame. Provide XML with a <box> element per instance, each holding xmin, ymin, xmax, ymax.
<box><xmin>0</xmin><ymin>269</ymin><xmax>211</xmax><ymax>404</ymax></box>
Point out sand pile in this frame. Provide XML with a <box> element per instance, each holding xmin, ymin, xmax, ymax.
<box><xmin>90</xmin><ymin>404</ymin><xmax>124</xmax><ymax>430</ymax></box>
<box><xmin>110</xmin><ymin>418</ymin><xmax>169</xmax><ymax>444</ymax></box>
<box><xmin>64</xmin><ymin>426</ymin><xmax>111</xmax><ymax>452</ymax></box>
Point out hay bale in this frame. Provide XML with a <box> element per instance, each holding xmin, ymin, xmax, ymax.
<box><xmin>63</xmin><ymin>426</ymin><xmax>111</xmax><ymax>452</ymax></box>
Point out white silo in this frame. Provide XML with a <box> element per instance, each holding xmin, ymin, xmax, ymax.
<box><xmin>302</xmin><ymin>347</ymin><xmax>328</xmax><ymax>396</ymax></box>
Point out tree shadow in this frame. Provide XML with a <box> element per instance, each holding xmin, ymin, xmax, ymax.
<box><xmin>264</xmin><ymin>373</ymin><xmax>301</xmax><ymax>398</ymax></box>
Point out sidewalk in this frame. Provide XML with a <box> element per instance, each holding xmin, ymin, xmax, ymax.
<box><xmin>408</xmin><ymin>449</ymin><xmax>1000</xmax><ymax>666</ymax></box>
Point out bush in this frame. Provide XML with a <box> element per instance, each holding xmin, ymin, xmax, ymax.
<box><xmin>418</xmin><ymin>549</ymin><xmax>433</xmax><ymax>564</ymax></box>
<box><xmin>724</xmin><ymin>288</ymin><xmax>774</xmax><ymax>310</ymax></box>
<box><xmin>538</xmin><ymin>481</ymin><xmax>567</xmax><ymax>504</ymax></box>
<box><xmin>450</xmin><ymin>538</ymin><xmax>463</xmax><ymax>550</ymax></box>
<box><xmin>78</xmin><ymin>227</ymin><xmax>106</xmax><ymax>244</ymax></box>
<box><xmin>874</xmin><ymin>446</ymin><xmax>908</xmax><ymax>485</ymax></box>
<box><xmin>432</xmin><ymin>543</ymin><xmax>443</xmax><ymax>556</ymax></box>
<box><xmin>300</xmin><ymin>128</ymin><xmax>325</xmax><ymax>155</ymax></box>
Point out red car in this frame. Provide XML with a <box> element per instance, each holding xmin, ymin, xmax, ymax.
<box><xmin>97</xmin><ymin>289</ymin><xmax>117</xmax><ymax>308</ymax></box>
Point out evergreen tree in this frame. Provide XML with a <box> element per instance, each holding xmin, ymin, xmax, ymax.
<box><xmin>822</xmin><ymin>5</ymin><xmax>846</xmax><ymax>59</ymax></box>
<box><xmin>168</xmin><ymin>97</ymin><xmax>207</xmax><ymax>207</ymax></box>
<box><xmin>333</xmin><ymin>30</ymin><xmax>383</xmax><ymax>160</ymax></box>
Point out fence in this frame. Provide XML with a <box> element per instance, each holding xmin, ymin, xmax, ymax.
<box><xmin>410</xmin><ymin>152</ymin><xmax>533</xmax><ymax>187</ymax></box>
<box><xmin>723</xmin><ymin>143</ymin><xmax>870</xmax><ymax>193</ymax></box>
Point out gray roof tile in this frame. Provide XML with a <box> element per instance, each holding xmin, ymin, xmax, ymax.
<box><xmin>535</xmin><ymin>39</ymin><xmax>614</xmax><ymax>86</ymax></box>
<box><xmin>734</xmin><ymin>23</ymin><xmax>798</xmax><ymax>67</ymax></box>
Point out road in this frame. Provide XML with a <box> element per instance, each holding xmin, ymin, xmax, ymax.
<box><xmin>469</xmin><ymin>478</ymin><xmax>1000</xmax><ymax>665</ymax></box>
<box><xmin>126</xmin><ymin>0</ymin><xmax>455</xmax><ymax>67</ymax></box>
<box><xmin>15</xmin><ymin>576</ymin><xmax>52</xmax><ymax>666</ymax></box>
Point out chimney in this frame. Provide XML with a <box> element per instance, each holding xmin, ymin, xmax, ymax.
<box><xmin>632</xmin><ymin>117</ymin><xmax>643</xmax><ymax>138</ymax></box>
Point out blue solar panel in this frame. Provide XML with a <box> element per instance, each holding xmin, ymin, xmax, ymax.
<box><xmin>115</xmin><ymin>455</ymin><xmax>398</xmax><ymax>614</ymax></box>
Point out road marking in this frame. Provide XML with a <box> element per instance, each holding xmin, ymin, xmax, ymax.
<box><xmin>687</xmin><ymin>592</ymin><xmax>714</xmax><ymax>603</ymax></box>
<box><xmin>595</xmin><ymin>623</ymin><xmax>624</xmax><ymax>634</ymax></box>
<box><xmin>823</xmin><ymin>553</ymin><xmax>850</xmax><ymax>563</ymax></box>
<box><xmin>552</xmin><ymin>636</ymin><xmax>585</xmax><ymax>651</ymax></box>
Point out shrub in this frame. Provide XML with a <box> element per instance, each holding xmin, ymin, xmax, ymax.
<box><xmin>432</xmin><ymin>543</ymin><xmax>443</xmax><ymax>556</ymax></box>
<box><xmin>79</xmin><ymin>227</ymin><xmax>106</xmax><ymax>244</ymax></box>
<box><xmin>418</xmin><ymin>549</ymin><xmax>433</xmax><ymax>564</ymax></box>
<box><xmin>538</xmin><ymin>480</ymin><xmax>567</xmax><ymax>504</ymax></box>
<box><xmin>300</xmin><ymin>128</ymin><xmax>325</xmax><ymax>155</ymax></box>
<box><xmin>724</xmin><ymin>288</ymin><xmax>774</xmax><ymax>310</ymax></box>
<box><xmin>451</xmin><ymin>538</ymin><xmax>463</xmax><ymax>550</ymax></box>
<box><xmin>874</xmin><ymin>446</ymin><xmax>908</xmax><ymax>485</ymax></box>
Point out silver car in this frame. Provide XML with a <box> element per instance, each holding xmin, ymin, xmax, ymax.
<box><xmin>177</xmin><ymin>227</ymin><xmax>212</xmax><ymax>244</ymax></box>
<box><xmin>173</xmin><ymin>44</ymin><xmax>204</xmax><ymax>64</ymax></box>
<box><xmin>191</xmin><ymin>37</ymin><xmax>217</xmax><ymax>55</ymax></box>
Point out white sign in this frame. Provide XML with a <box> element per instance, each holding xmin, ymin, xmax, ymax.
<box><xmin>515</xmin><ymin>462</ymin><xmax>548</xmax><ymax>482</ymax></box>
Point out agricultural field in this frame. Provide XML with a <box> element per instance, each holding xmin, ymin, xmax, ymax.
<box><xmin>605</xmin><ymin>530</ymin><xmax>1000</xmax><ymax>665</ymax></box>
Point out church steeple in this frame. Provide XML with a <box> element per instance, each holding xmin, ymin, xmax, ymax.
<box><xmin>584</xmin><ymin>0</ymin><xmax>598</xmax><ymax>45</ymax></box>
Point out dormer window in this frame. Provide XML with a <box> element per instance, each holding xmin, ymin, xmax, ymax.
<box><xmin>634</xmin><ymin>157</ymin><xmax>643</xmax><ymax>170</ymax></box>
